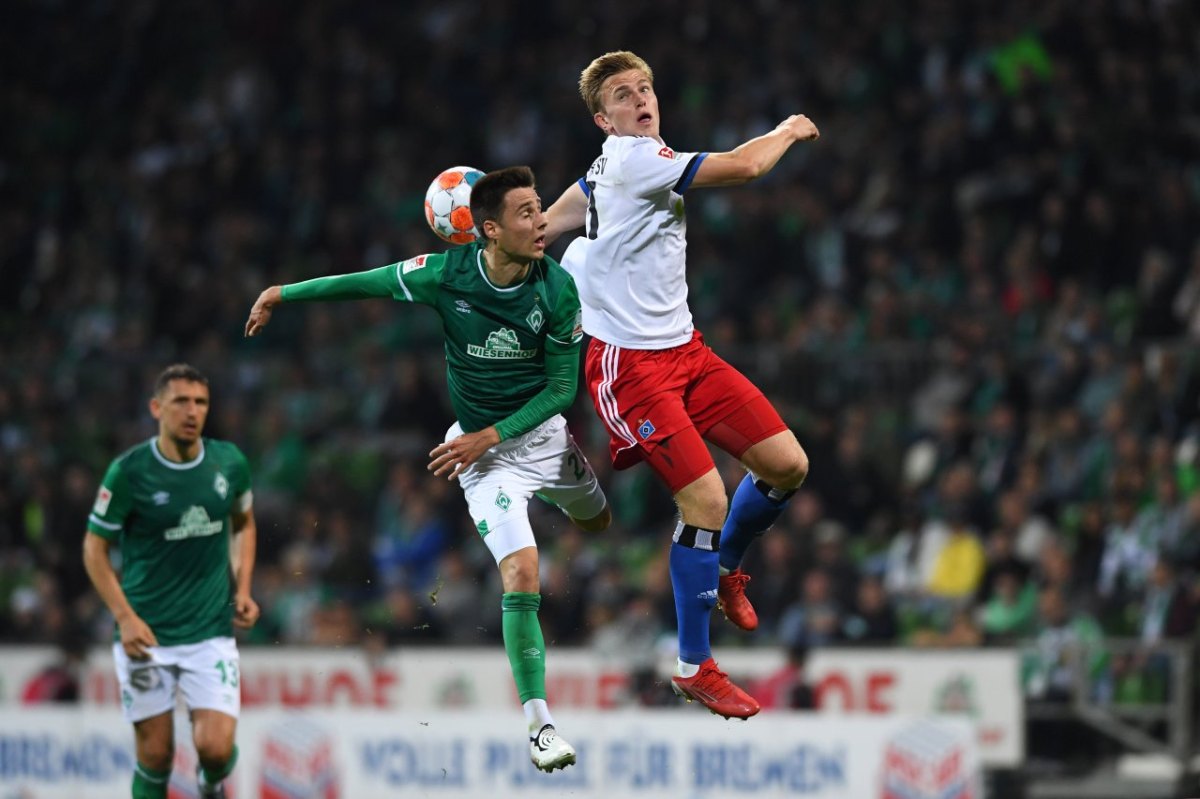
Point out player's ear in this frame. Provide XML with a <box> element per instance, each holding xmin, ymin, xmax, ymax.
<box><xmin>149</xmin><ymin>396</ymin><xmax>162</xmax><ymax>420</ymax></box>
<box><xmin>593</xmin><ymin>112</ymin><xmax>611</xmax><ymax>135</ymax></box>
<box><xmin>481</xmin><ymin>218</ymin><xmax>500</xmax><ymax>243</ymax></box>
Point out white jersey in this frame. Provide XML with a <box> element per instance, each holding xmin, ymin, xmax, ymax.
<box><xmin>566</xmin><ymin>135</ymin><xmax>708</xmax><ymax>350</ymax></box>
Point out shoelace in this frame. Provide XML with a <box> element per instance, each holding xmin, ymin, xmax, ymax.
<box><xmin>693</xmin><ymin>663</ymin><xmax>735</xmax><ymax>699</ymax></box>
<box><xmin>724</xmin><ymin>572</ymin><xmax>751</xmax><ymax>591</ymax></box>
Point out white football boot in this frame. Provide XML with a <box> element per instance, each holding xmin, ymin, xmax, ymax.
<box><xmin>529</xmin><ymin>724</ymin><xmax>576</xmax><ymax>772</ymax></box>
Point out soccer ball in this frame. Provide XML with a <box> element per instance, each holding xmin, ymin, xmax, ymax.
<box><xmin>424</xmin><ymin>166</ymin><xmax>485</xmax><ymax>244</ymax></box>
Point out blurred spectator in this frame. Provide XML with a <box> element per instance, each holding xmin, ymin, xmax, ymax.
<box><xmin>1024</xmin><ymin>587</ymin><xmax>1107</xmax><ymax>703</ymax></box>
<box><xmin>924</xmin><ymin>512</ymin><xmax>986</xmax><ymax>603</ymax></box>
<box><xmin>1137</xmin><ymin>558</ymin><xmax>1196</xmax><ymax>645</ymax></box>
<box><xmin>839</xmin><ymin>575</ymin><xmax>898</xmax><ymax>646</ymax></box>
<box><xmin>979</xmin><ymin>568</ymin><xmax>1038</xmax><ymax>644</ymax></box>
<box><xmin>1097</xmin><ymin>490</ymin><xmax>1159</xmax><ymax>603</ymax></box>
<box><xmin>778</xmin><ymin>569</ymin><xmax>842</xmax><ymax>649</ymax></box>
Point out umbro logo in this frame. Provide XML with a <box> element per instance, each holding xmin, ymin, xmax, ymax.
<box><xmin>522</xmin><ymin>647</ymin><xmax>541</xmax><ymax>659</ymax></box>
<box><xmin>455</xmin><ymin>300</ymin><xmax>472</xmax><ymax>313</ymax></box>
<box><xmin>153</xmin><ymin>491</ymin><xmax>170</xmax><ymax>506</ymax></box>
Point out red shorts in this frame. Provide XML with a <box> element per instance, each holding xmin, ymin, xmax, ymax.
<box><xmin>584</xmin><ymin>330</ymin><xmax>788</xmax><ymax>493</ymax></box>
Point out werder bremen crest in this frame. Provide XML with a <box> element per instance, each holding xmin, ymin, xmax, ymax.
<box><xmin>495</xmin><ymin>489</ymin><xmax>512</xmax><ymax>511</ymax></box>
<box><xmin>526</xmin><ymin>305</ymin><xmax>544</xmax><ymax>333</ymax></box>
<box><xmin>467</xmin><ymin>327</ymin><xmax>537</xmax><ymax>360</ymax></box>
<box><xmin>214</xmin><ymin>472</ymin><xmax>228</xmax><ymax>499</ymax></box>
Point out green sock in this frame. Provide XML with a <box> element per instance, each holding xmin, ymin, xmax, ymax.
<box><xmin>132</xmin><ymin>762</ymin><xmax>170</xmax><ymax>799</ymax></box>
<box><xmin>200</xmin><ymin>744</ymin><xmax>239</xmax><ymax>789</ymax></box>
<box><xmin>502</xmin><ymin>592</ymin><xmax>547</xmax><ymax>702</ymax></box>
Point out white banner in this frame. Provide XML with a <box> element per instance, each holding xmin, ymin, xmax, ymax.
<box><xmin>806</xmin><ymin>649</ymin><xmax>1024</xmax><ymax>766</ymax></box>
<box><xmin>0</xmin><ymin>708</ymin><xmax>979</xmax><ymax>799</ymax></box>
<box><xmin>0</xmin><ymin>646</ymin><xmax>1022</xmax><ymax>765</ymax></box>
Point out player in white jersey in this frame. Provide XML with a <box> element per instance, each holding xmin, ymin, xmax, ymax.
<box><xmin>546</xmin><ymin>51</ymin><xmax>819</xmax><ymax>719</ymax></box>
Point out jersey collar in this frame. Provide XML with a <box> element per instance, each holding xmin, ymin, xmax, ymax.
<box><xmin>150</xmin><ymin>437</ymin><xmax>206</xmax><ymax>470</ymax></box>
<box><xmin>476</xmin><ymin>249</ymin><xmax>532</xmax><ymax>293</ymax></box>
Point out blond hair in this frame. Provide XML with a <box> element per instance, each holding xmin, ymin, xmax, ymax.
<box><xmin>578</xmin><ymin>51</ymin><xmax>654</xmax><ymax>115</ymax></box>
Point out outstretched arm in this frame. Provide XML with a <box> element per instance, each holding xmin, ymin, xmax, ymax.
<box><xmin>692</xmin><ymin>114</ymin><xmax>820</xmax><ymax>188</ymax></box>
<box><xmin>245</xmin><ymin>264</ymin><xmax>401</xmax><ymax>337</ymax></box>
<box><xmin>545</xmin><ymin>181</ymin><xmax>589</xmax><ymax>246</ymax></box>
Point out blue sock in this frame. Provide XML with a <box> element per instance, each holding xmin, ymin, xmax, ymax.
<box><xmin>719</xmin><ymin>473</ymin><xmax>792</xmax><ymax>572</ymax></box>
<box><xmin>669</xmin><ymin>523</ymin><xmax>721</xmax><ymax>664</ymax></box>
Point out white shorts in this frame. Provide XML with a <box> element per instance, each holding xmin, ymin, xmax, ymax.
<box><xmin>113</xmin><ymin>636</ymin><xmax>241</xmax><ymax>723</ymax></box>
<box><xmin>450</xmin><ymin>415</ymin><xmax>607</xmax><ymax>563</ymax></box>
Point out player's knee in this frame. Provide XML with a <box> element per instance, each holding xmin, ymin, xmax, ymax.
<box><xmin>785</xmin><ymin>448</ymin><xmax>810</xmax><ymax>488</ymax></box>
<box><xmin>136</xmin><ymin>740</ymin><xmax>173</xmax><ymax>772</ymax></box>
<box><xmin>194</xmin><ymin>736</ymin><xmax>234</xmax><ymax>769</ymax></box>
<box><xmin>679</xmin><ymin>491</ymin><xmax>728</xmax><ymax>530</ymax></box>
<box><xmin>500</xmin><ymin>549</ymin><xmax>540</xmax><ymax>593</ymax></box>
<box><xmin>572</xmin><ymin>504</ymin><xmax>611</xmax><ymax>532</ymax></box>
<box><xmin>762</xmin><ymin>446</ymin><xmax>809</xmax><ymax>490</ymax></box>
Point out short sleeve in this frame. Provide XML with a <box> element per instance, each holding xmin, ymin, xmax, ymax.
<box><xmin>619</xmin><ymin>138</ymin><xmax>708</xmax><ymax>198</ymax></box>
<box><xmin>229</xmin><ymin>444</ymin><xmax>254</xmax><ymax>514</ymax></box>
<box><xmin>393</xmin><ymin>253</ymin><xmax>446</xmax><ymax>305</ymax></box>
<box><xmin>546</xmin><ymin>276</ymin><xmax>583</xmax><ymax>349</ymax></box>
<box><xmin>87</xmin><ymin>460</ymin><xmax>132</xmax><ymax>540</ymax></box>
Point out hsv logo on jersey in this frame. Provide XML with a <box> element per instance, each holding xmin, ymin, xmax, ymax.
<box><xmin>657</xmin><ymin>146</ymin><xmax>675</xmax><ymax>159</ymax></box>
<box><xmin>93</xmin><ymin>486</ymin><xmax>112</xmax><ymax>515</ymax></box>
<box><xmin>638</xmin><ymin>419</ymin><xmax>656</xmax><ymax>439</ymax></box>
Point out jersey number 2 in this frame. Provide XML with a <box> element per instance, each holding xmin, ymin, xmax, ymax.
<box><xmin>567</xmin><ymin>451</ymin><xmax>587</xmax><ymax>480</ymax></box>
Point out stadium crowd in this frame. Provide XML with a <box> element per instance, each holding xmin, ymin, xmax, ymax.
<box><xmin>2</xmin><ymin>0</ymin><xmax>1200</xmax><ymax>717</ymax></box>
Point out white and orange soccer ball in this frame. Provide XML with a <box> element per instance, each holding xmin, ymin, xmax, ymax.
<box><xmin>424</xmin><ymin>166</ymin><xmax>485</xmax><ymax>244</ymax></box>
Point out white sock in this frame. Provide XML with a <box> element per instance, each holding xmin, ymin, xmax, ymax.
<box><xmin>523</xmin><ymin>698</ymin><xmax>555</xmax><ymax>736</ymax></box>
<box><xmin>718</xmin><ymin>565</ymin><xmax>731</xmax><ymax>576</ymax></box>
<box><xmin>676</xmin><ymin>659</ymin><xmax>700</xmax><ymax>678</ymax></box>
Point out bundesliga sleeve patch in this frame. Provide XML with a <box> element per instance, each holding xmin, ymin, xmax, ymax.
<box><xmin>93</xmin><ymin>486</ymin><xmax>112</xmax><ymax>515</ymax></box>
<box><xmin>657</xmin><ymin>146</ymin><xmax>675</xmax><ymax>159</ymax></box>
<box><xmin>402</xmin><ymin>254</ymin><xmax>430</xmax><ymax>274</ymax></box>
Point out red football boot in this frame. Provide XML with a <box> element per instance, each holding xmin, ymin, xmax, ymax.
<box><xmin>718</xmin><ymin>569</ymin><xmax>759</xmax><ymax>631</ymax></box>
<box><xmin>671</xmin><ymin>658</ymin><xmax>761</xmax><ymax>719</ymax></box>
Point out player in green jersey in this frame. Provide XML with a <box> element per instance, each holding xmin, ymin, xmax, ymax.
<box><xmin>83</xmin><ymin>364</ymin><xmax>259</xmax><ymax>799</ymax></box>
<box><xmin>245</xmin><ymin>165</ymin><xmax>611</xmax><ymax>772</ymax></box>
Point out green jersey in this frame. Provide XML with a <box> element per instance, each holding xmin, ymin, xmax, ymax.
<box><xmin>282</xmin><ymin>243</ymin><xmax>583</xmax><ymax>437</ymax></box>
<box><xmin>87</xmin><ymin>437</ymin><xmax>252</xmax><ymax>646</ymax></box>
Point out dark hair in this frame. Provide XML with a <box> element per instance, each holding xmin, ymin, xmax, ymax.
<box><xmin>469</xmin><ymin>165</ymin><xmax>536</xmax><ymax>243</ymax></box>
<box><xmin>154</xmin><ymin>363</ymin><xmax>208</xmax><ymax>396</ymax></box>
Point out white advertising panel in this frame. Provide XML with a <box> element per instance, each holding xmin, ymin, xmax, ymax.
<box><xmin>0</xmin><ymin>645</ymin><xmax>1022</xmax><ymax>765</ymax></box>
<box><xmin>805</xmin><ymin>649</ymin><xmax>1024</xmax><ymax>766</ymax></box>
<box><xmin>0</xmin><ymin>708</ymin><xmax>979</xmax><ymax>799</ymax></box>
